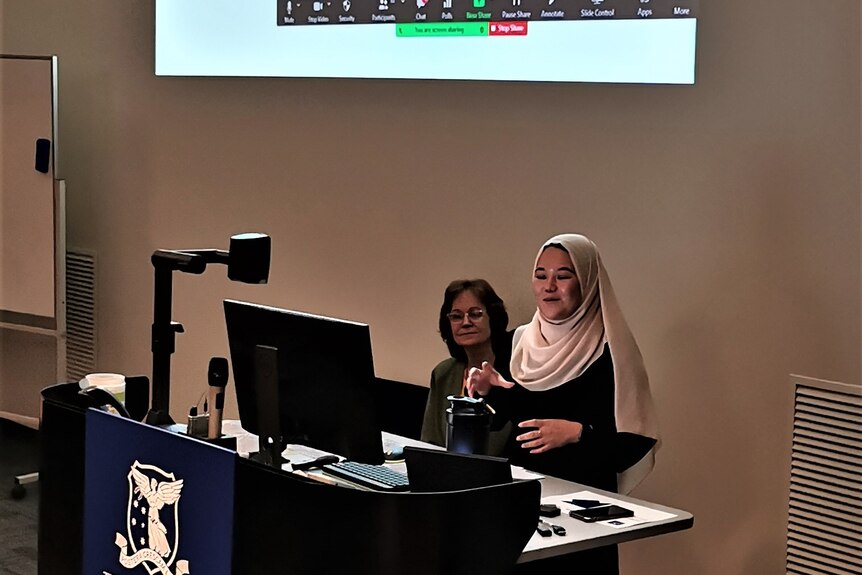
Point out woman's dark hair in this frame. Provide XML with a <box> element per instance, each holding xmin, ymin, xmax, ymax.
<box><xmin>438</xmin><ymin>279</ymin><xmax>509</xmax><ymax>362</ymax></box>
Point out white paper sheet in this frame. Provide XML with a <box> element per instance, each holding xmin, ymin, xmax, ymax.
<box><xmin>545</xmin><ymin>489</ymin><xmax>677</xmax><ymax>528</ymax></box>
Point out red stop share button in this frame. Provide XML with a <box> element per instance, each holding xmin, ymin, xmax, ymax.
<box><xmin>488</xmin><ymin>21</ymin><xmax>528</xmax><ymax>36</ymax></box>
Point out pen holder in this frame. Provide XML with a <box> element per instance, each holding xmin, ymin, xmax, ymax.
<box><xmin>187</xmin><ymin>413</ymin><xmax>210</xmax><ymax>438</ymax></box>
<box><xmin>445</xmin><ymin>395</ymin><xmax>492</xmax><ymax>455</ymax></box>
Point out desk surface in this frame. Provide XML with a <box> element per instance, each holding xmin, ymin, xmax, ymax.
<box><xmin>381</xmin><ymin>432</ymin><xmax>693</xmax><ymax>564</ymax></box>
<box><xmin>522</xmin><ymin>475</ymin><xmax>693</xmax><ymax>562</ymax></box>
<box><xmin>227</xmin><ymin>424</ymin><xmax>693</xmax><ymax>565</ymax></box>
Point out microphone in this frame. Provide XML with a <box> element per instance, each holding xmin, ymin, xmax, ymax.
<box><xmin>207</xmin><ymin>357</ymin><xmax>230</xmax><ymax>439</ymax></box>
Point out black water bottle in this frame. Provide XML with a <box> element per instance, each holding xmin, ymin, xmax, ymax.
<box><xmin>446</xmin><ymin>395</ymin><xmax>492</xmax><ymax>455</ymax></box>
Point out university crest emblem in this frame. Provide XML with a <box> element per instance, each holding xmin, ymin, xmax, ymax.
<box><xmin>105</xmin><ymin>460</ymin><xmax>190</xmax><ymax>575</ymax></box>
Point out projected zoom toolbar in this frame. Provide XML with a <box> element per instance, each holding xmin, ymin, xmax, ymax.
<box><xmin>277</xmin><ymin>0</ymin><xmax>698</xmax><ymax>26</ymax></box>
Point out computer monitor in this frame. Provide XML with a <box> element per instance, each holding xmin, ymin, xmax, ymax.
<box><xmin>224</xmin><ymin>299</ymin><xmax>384</xmax><ymax>465</ymax></box>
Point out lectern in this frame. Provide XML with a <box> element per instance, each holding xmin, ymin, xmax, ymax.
<box><xmin>38</xmin><ymin>382</ymin><xmax>540</xmax><ymax>575</ymax></box>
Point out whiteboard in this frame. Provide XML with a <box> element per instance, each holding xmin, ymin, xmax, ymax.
<box><xmin>0</xmin><ymin>55</ymin><xmax>58</xmax><ymax>328</ymax></box>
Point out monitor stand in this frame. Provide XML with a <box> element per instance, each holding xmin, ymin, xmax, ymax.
<box><xmin>249</xmin><ymin>344</ymin><xmax>284</xmax><ymax>468</ymax></box>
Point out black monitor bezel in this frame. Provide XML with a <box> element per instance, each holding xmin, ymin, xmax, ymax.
<box><xmin>224</xmin><ymin>299</ymin><xmax>384</xmax><ymax>465</ymax></box>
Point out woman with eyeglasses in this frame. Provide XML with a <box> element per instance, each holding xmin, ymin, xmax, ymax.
<box><xmin>467</xmin><ymin>234</ymin><xmax>659</xmax><ymax>574</ymax></box>
<box><xmin>420</xmin><ymin>279</ymin><xmax>513</xmax><ymax>455</ymax></box>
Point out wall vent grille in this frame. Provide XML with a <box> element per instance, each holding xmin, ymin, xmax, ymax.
<box><xmin>65</xmin><ymin>249</ymin><xmax>96</xmax><ymax>381</ymax></box>
<box><xmin>787</xmin><ymin>376</ymin><xmax>862</xmax><ymax>575</ymax></box>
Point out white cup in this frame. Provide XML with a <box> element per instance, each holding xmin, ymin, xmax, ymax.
<box><xmin>83</xmin><ymin>373</ymin><xmax>126</xmax><ymax>405</ymax></box>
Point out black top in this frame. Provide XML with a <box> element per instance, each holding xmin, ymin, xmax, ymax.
<box><xmin>488</xmin><ymin>344</ymin><xmax>655</xmax><ymax>493</ymax></box>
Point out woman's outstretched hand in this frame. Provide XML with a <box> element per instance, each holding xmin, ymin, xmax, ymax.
<box><xmin>516</xmin><ymin>419</ymin><xmax>583</xmax><ymax>454</ymax></box>
<box><xmin>465</xmin><ymin>361</ymin><xmax>514</xmax><ymax>397</ymax></box>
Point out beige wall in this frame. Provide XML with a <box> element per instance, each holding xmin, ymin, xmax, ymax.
<box><xmin>3</xmin><ymin>1</ymin><xmax>860</xmax><ymax>574</ymax></box>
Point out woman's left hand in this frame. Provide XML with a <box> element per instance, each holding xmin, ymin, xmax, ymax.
<box><xmin>516</xmin><ymin>419</ymin><xmax>583</xmax><ymax>454</ymax></box>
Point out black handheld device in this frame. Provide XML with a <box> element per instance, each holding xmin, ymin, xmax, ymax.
<box><xmin>539</xmin><ymin>503</ymin><xmax>561</xmax><ymax>518</ymax></box>
<box><xmin>569</xmin><ymin>504</ymin><xmax>634</xmax><ymax>523</ymax></box>
<box><xmin>566</xmin><ymin>498</ymin><xmax>604</xmax><ymax>508</ymax></box>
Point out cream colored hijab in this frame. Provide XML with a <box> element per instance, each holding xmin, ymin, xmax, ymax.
<box><xmin>510</xmin><ymin>234</ymin><xmax>659</xmax><ymax>492</ymax></box>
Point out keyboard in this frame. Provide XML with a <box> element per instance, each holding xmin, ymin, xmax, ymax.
<box><xmin>321</xmin><ymin>461</ymin><xmax>410</xmax><ymax>492</ymax></box>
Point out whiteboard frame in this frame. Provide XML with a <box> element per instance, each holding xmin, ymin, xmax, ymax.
<box><xmin>0</xmin><ymin>54</ymin><xmax>66</xmax><ymax>384</ymax></box>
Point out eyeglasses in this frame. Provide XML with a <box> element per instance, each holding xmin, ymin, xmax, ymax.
<box><xmin>447</xmin><ymin>308</ymin><xmax>486</xmax><ymax>323</ymax></box>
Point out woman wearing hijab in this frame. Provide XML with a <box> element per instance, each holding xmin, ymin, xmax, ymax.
<box><xmin>421</xmin><ymin>279</ymin><xmax>513</xmax><ymax>455</ymax></box>
<box><xmin>467</xmin><ymin>234</ymin><xmax>659</xmax><ymax>574</ymax></box>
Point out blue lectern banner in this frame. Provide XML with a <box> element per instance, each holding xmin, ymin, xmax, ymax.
<box><xmin>82</xmin><ymin>410</ymin><xmax>235</xmax><ymax>575</ymax></box>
